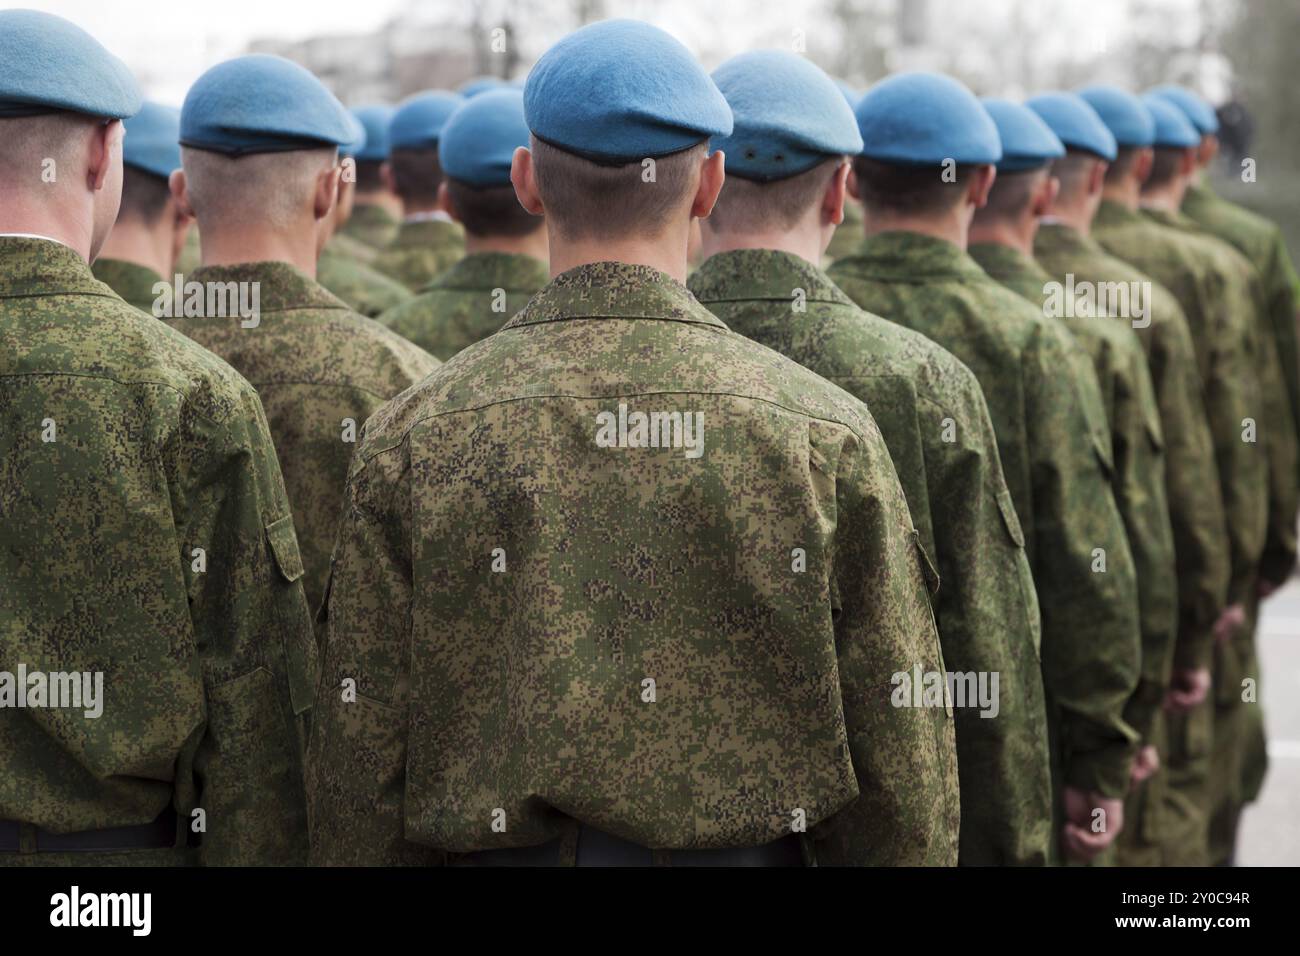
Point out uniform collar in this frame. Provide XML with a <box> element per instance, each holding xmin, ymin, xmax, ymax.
<box><xmin>688</xmin><ymin>248</ymin><xmax>855</xmax><ymax>308</ymax></box>
<box><xmin>0</xmin><ymin>236</ymin><xmax>114</xmax><ymax>299</ymax></box>
<box><xmin>392</xmin><ymin>218</ymin><xmax>461</xmax><ymax>247</ymax></box>
<box><xmin>967</xmin><ymin>241</ymin><xmax>1040</xmax><ymax>279</ymax></box>
<box><xmin>187</xmin><ymin>261</ymin><xmax>349</xmax><ymax>313</ymax></box>
<box><xmin>503</xmin><ymin>261</ymin><xmax>728</xmax><ymax>331</ymax></box>
<box><xmin>427</xmin><ymin>251</ymin><xmax>548</xmax><ymax>293</ymax></box>
<box><xmin>91</xmin><ymin>257</ymin><xmax>165</xmax><ymax>308</ymax></box>
<box><xmin>832</xmin><ymin>230</ymin><xmax>988</xmax><ymax>283</ymax></box>
<box><xmin>1094</xmin><ymin>198</ymin><xmax>1145</xmax><ymax>229</ymax></box>
<box><xmin>1035</xmin><ymin>220</ymin><xmax>1103</xmax><ymax>256</ymax></box>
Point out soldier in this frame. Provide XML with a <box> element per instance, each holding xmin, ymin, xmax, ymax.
<box><xmin>91</xmin><ymin>102</ymin><xmax>192</xmax><ymax>313</ymax></box>
<box><xmin>166</xmin><ymin>54</ymin><xmax>440</xmax><ymax>621</ymax></box>
<box><xmin>379</xmin><ymin>89</ymin><xmax>548</xmax><ymax>360</ymax></box>
<box><xmin>823</xmin><ymin>80</ymin><xmax>865</xmax><ymax>266</ymax></box>
<box><xmin>1087</xmin><ymin>93</ymin><xmax>1292</xmax><ymax>866</ymax></box>
<box><xmin>827</xmin><ymin>73</ymin><xmax>1143</xmax><ymax>864</ymax></box>
<box><xmin>372</xmin><ymin>91</ymin><xmax>467</xmax><ymax>290</ymax></box>
<box><xmin>317</xmin><ymin>120</ymin><xmax>415</xmax><ymax>318</ymax></box>
<box><xmin>689</xmin><ymin>51</ymin><xmax>1051</xmax><ymax>866</ymax></box>
<box><xmin>338</xmin><ymin>106</ymin><xmax>402</xmax><ymax>252</ymax></box>
<box><xmin>307</xmin><ymin>20</ymin><xmax>960</xmax><ymax>867</ymax></box>
<box><xmin>0</xmin><ymin>11</ymin><xmax>314</xmax><ymax>865</ymax></box>
<box><xmin>969</xmin><ymin>97</ymin><xmax>1179</xmax><ymax>866</ymax></box>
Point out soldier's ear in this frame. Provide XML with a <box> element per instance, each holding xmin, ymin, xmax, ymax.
<box><xmin>967</xmin><ymin>164</ymin><xmax>996</xmax><ymax>209</ymax></box>
<box><xmin>313</xmin><ymin>164</ymin><xmax>342</xmax><ymax>222</ymax></box>
<box><xmin>1133</xmin><ymin>148</ymin><xmax>1154</xmax><ymax>186</ymax></box>
<box><xmin>511</xmin><ymin>147</ymin><xmax>545</xmax><ymax>216</ymax></box>
<box><xmin>691</xmin><ymin>149</ymin><xmax>726</xmax><ymax>220</ymax></box>
<box><xmin>169</xmin><ymin>168</ymin><xmax>196</xmax><ymax>221</ymax></box>
<box><xmin>437</xmin><ymin>181</ymin><xmax>460</xmax><ymax>223</ymax></box>
<box><xmin>1087</xmin><ymin>159</ymin><xmax>1107</xmax><ymax>197</ymax></box>
<box><xmin>1032</xmin><ymin>175</ymin><xmax>1060</xmax><ymax>217</ymax></box>
<box><xmin>87</xmin><ymin>119</ymin><xmax>122</xmax><ymax>192</ymax></box>
<box><xmin>822</xmin><ymin>160</ymin><xmax>851</xmax><ymax>227</ymax></box>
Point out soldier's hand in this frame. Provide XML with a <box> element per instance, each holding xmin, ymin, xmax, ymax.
<box><xmin>1164</xmin><ymin>666</ymin><xmax>1211</xmax><ymax>713</ymax></box>
<box><xmin>1212</xmin><ymin>602</ymin><xmax>1246</xmax><ymax>644</ymax></box>
<box><xmin>1061</xmin><ymin>787</ymin><xmax>1124</xmax><ymax>863</ymax></box>
<box><xmin>1129</xmin><ymin>744</ymin><xmax>1160</xmax><ymax>788</ymax></box>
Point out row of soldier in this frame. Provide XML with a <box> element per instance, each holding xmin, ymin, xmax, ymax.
<box><xmin>1</xmin><ymin>10</ymin><xmax>1295</xmax><ymax>866</ymax></box>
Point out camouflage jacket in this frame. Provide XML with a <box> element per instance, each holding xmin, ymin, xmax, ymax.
<box><xmin>0</xmin><ymin>237</ymin><xmax>315</xmax><ymax>865</ymax></box>
<box><xmin>340</xmin><ymin>203</ymin><xmax>400</xmax><ymax>252</ymax></box>
<box><xmin>690</xmin><ymin>249</ymin><xmax>1051</xmax><ymax>865</ymax></box>
<box><xmin>1093</xmin><ymin>201</ymin><xmax>1271</xmax><ymax>606</ymax></box>
<box><xmin>165</xmin><ymin>262</ymin><xmax>439</xmax><ymax>619</ymax></box>
<box><xmin>972</xmin><ymin>241</ymin><xmax>1178</xmax><ymax>743</ymax></box>
<box><xmin>307</xmin><ymin>260</ymin><xmax>961</xmax><ymax>866</ymax></box>
<box><xmin>829</xmin><ymin>231</ymin><xmax>1141</xmax><ymax>799</ymax></box>
<box><xmin>379</xmin><ymin>251</ymin><xmax>548</xmax><ymax>360</ymax></box>
<box><xmin>823</xmin><ymin>200</ymin><xmax>864</xmax><ymax>266</ymax></box>
<box><xmin>373</xmin><ymin>218</ymin><xmax>466</xmax><ymax>292</ymax></box>
<box><xmin>1184</xmin><ymin>181</ymin><xmax>1300</xmax><ymax>467</ymax></box>
<box><xmin>317</xmin><ymin>239</ymin><xmax>413</xmax><ymax>319</ymax></box>
<box><xmin>1034</xmin><ymin>223</ymin><xmax>1228</xmax><ymax>672</ymax></box>
<box><xmin>91</xmin><ymin>258</ymin><xmax>164</xmax><ymax>314</ymax></box>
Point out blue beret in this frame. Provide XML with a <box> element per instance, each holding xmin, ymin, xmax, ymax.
<box><xmin>855</xmin><ymin>72</ymin><xmax>1001</xmax><ymax>167</ymax></box>
<box><xmin>1025</xmin><ymin>92</ymin><xmax>1117</xmax><ymax>161</ymax></box>
<box><xmin>0</xmin><ymin>10</ymin><xmax>140</xmax><ymax>119</ymax></box>
<box><xmin>524</xmin><ymin>19</ymin><xmax>732</xmax><ymax>164</ymax></box>
<box><xmin>122</xmin><ymin>102</ymin><xmax>181</xmax><ymax>179</ymax></box>
<box><xmin>388</xmin><ymin>91</ymin><xmax>463</xmax><ymax>150</ymax></box>
<box><xmin>459</xmin><ymin>76</ymin><xmax>505</xmax><ymax>98</ymax></box>
<box><xmin>348</xmin><ymin>106</ymin><xmax>394</xmax><ymax>162</ymax></box>
<box><xmin>1141</xmin><ymin>95</ymin><xmax>1200</xmax><ymax>149</ymax></box>
<box><xmin>1076</xmin><ymin>86</ymin><xmax>1155</xmax><ymax>148</ymax></box>
<box><xmin>1148</xmin><ymin>84</ymin><xmax>1219</xmax><ymax>135</ymax></box>
<box><xmin>438</xmin><ymin>89</ymin><xmax>529</xmax><ymax>188</ymax></box>
<box><xmin>835</xmin><ymin>80</ymin><xmax>860</xmax><ymax>109</ymax></box>
<box><xmin>981</xmin><ymin>98</ymin><xmax>1065</xmax><ymax>173</ymax></box>
<box><xmin>710</xmin><ymin>51</ymin><xmax>863</xmax><ymax>182</ymax></box>
<box><xmin>341</xmin><ymin>113</ymin><xmax>368</xmax><ymax>157</ymax></box>
<box><xmin>181</xmin><ymin>55</ymin><xmax>354</xmax><ymax>157</ymax></box>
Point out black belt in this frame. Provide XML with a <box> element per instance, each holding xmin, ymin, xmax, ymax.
<box><xmin>0</xmin><ymin>807</ymin><xmax>178</xmax><ymax>853</ymax></box>
<box><xmin>456</xmin><ymin>824</ymin><xmax>806</xmax><ymax>867</ymax></box>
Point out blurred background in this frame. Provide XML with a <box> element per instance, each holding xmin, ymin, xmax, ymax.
<box><xmin>24</xmin><ymin>0</ymin><xmax>1300</xmax><ymax>864</ymax></box>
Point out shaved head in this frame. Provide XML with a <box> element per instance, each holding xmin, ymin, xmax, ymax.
<box><xmin>180</xmin><ymin>145</ymin><xmax>338</xmax><ymax>231</ymax></box>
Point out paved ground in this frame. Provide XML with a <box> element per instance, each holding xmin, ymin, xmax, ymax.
<box><xmin>1236</xmin><ymin>576</ymin><xmax>1300</xmax><ymax>865</ymax></box>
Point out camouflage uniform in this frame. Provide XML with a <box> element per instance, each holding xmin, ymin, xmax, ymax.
<box><xmin>373</xmin><ymin>218</ymin><xmax>466</xmax><ymax>292</ymax></box>
<box><xmin>822</xmin><ymin>200</ymin><xmax>864</xmax><ymax>266</ymax></box>
<box><xmin>378</xmin><ymin>251</ymin><xmax>548</xmax><ymax>360</ymax></box>
<box><xmin>165</xmin><ymin>262</ymin><xmax>439</xmax><ymax>619</ymax></box>
<box><xmin>829</xmin><ymin>232</ymin><xmax>1143</xmax><ymax>818</ymax></box>
<box><xmin>307</xmin><ymin>261</ymin><xmax>961</xmax><ymax>866</ymax></box>
<box><xmin>690</xmin><ymin>249</ymin><xmax>1051</xmax><ymax>865</ymax></box>
<box><xmin>91</xmin><ymin>257</ymin><xmax>164</xmax><ymax>314</ymax></box>
<box><xmin>175</xmin><ymin>228</ymin><xmax>201</xmax><ymax>277</ymax></box>
<box><xmin>327</xmin><ymin>231</ymin><xmax>379</xmax><ymax>266</ymax></box>
<box><xmin>341</xmin><ymin>203</ymin><xmax>400</xmax><ymax>252</ymax></box>
<box><xmin>1092</xmin><ymin>200</ymin><xmax>1283</xmax><ymax>865</ymax></box>
<box><xmin>0</xmin><ymin>237</ymin><xmax>315</xmax><ymax>866</ymax></box>
<box><xmin>317</xmin><ymin>239</ymin><xmax>413</xmax><ymax>319</ymax></box>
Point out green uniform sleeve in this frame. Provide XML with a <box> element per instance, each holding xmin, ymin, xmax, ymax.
<box><xmin>1024</xmin><ymin>326</ymin><xmax>1141</xmax><ymax>799</ymax></box>
<box><xmin>1262</xmin><ymin>232</ymin><xmax>1300</xmax><ymax>461</ymax></box>
<box><xmin>811</xmin><ymin>419</ymin><xmax>960</xmax><ymax>866</ymax></box>
<box><xmin>183</xmin><ymin>387</ymin><xmax>317</xmax><ymax>865</ymax></box>
<box><xmin>1253</xmin><ymin>271</ymin><xmax>1300</xmax><ymax>587</ymax></box>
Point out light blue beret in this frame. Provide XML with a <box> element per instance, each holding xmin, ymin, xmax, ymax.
<box><xmin>459</xmin><ymin>76</ymin><xmax>505</xmax><ymax>98</ymax></box>
<box><xmin>1148</xmin><ymin>84</ymin><xmax>1219</xmax><ymax>135</ymax></box>
<box><xmin>710</xmin><ymin>51</ymin><xmax>862</xmax><ymax>182</ymax></box>
<box><xmin>524</xmin><ymin>19</ymin><xmax>732</xmax><ymax>164</ymax></box>
<box><xmin>1025</xmin><ymin>92</ymin><xmax>1117</xmax><ymax>161</ymax></box>
<box><xmin>348</xmin><ymin>106</ymin><xmax>394</xmax><ymax>162</ymax></box>
<box><xmin>340</xmin><ymin>113</ymin><xmax>367</xmax><ymax>157</ymax></box>
<box><xmin>1076</xmin><ymin>86</ymin><xmax>1155</xmax><ymax>148</ymax></box>
<box><xmin>981</xmin><ymin>98</ymin><xmax>1065</xmax><ymax>172</ymax></box>
<box><xmin>122</xmin><ymin>102</ymin><xmax>181</xmax><ymax>179</ymax></box>
<box><xmin>438</xmin><ymin>89</ymin><xmax>528</xmax><ymax>188</ymax></box>
<box><xmin>855</xmin><ymin>72</ymin><xmax>1001</xmax><ymax>166</ymax></box>
<box><xmin>1141</xmin><ymin>95</ymin><xmax>1200</xmax><ymax>149</ymax></box>
<box><xmin>388</xmin><ymin>90</ymin><xmax>463</xmax><ymax>150</ymax></box>
<box><xmin>181</xmin><ymin>55</ymin><xmax>354</xmax><ymax>157</ymax></box>
<box><xmin>835</xmin><ymin>80</ymin><xmax>860</xmax><ymax>109</ymax></box>
<box><xmin>0</xmin><ymin>9</ymin><xmax>140</xmax><ymax>119</ymax></box>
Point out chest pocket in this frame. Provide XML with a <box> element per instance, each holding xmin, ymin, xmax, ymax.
<box><xmin>995</xmin><ymin>487</ymin><xmax>1042</xmax><ymax>660</ymax></box>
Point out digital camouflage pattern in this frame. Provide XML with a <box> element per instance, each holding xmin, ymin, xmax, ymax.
<box><xmin>0</xmin><ymin>237</ymin><xmax>315</xmax><ymax>866</ymax></box>
<box><xmin>373</xmin><ymin>218</ymin><xmax>466</xmax><ymax>292</ymax></box>
<box><xmin>689</xmin><ymin>249</ymin><xmax>1051</xmax><ymax>866</ymax></box>
<box><xmin>822</xmin><ymin>200</ymin><xmax>864</xmax><ymax>265</ymax></box>
<box><xmin>378</xmin><ymin>251</ymin><xmax>548</xmax><ymax>360</ymax></box>
<box><xmin>165</xmin><ymin>262</ymin><xmax>439</xmax><ymax>619</ymax></box>
<box><xmin>328</xmin><ymin>231</ymin><xmax>379</xmax><ymax>266</ymax></box>
<box><xmin>307</xmin><ymin>261</ymin><xmax>960</xmax><ymax>866</ymax></box>
<box><xmin>829</xmin><ymin>231</ymin><xmax>1142</xmax><ymax>802</ymax></box>
<box><xmin>971</xmin><ymin>240</ymin><xmax>1178</xmax><ymax>747</ymax></box>
<box><xmin>175</xmin><ymin>228</ymin><xmax>201</xmax><ymax>277</ymax></box>
<box><xmin>317</xmin><ymin>238</ymin><xmax>413</xmax><ymax>319</ymax></box>
<box><xmin>91</xmin><ymin>257</ymin><xmax>164</xmax><ymax>314</ymax></box>
<box><xmin>340</xmin><ymin>202</ymin><xmax>400</xmax><ymax>252</ymax></box>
